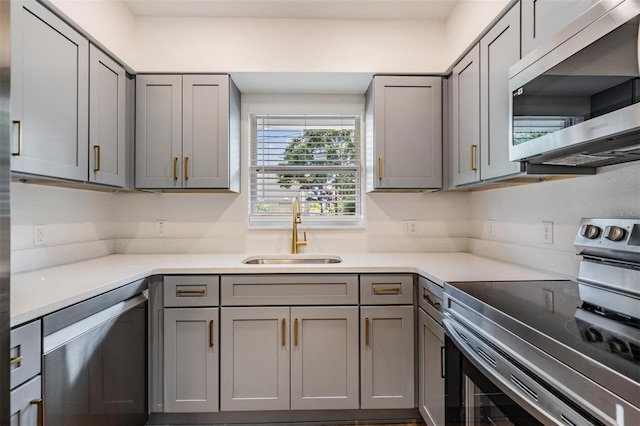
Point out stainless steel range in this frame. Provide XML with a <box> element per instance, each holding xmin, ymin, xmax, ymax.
<box><xmin>443</xmin><ymin>218</ymin><xmax>640</xmax><ymax>425</ymax></box>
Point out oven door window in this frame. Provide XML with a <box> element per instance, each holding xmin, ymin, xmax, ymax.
<box><xmin>445</xmin><ymin>336</ymin><xmax>543</xmax><ymax>426</ymax></box>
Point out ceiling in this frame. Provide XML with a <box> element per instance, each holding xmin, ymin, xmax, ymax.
<box><xmin>121</xmin><ymin>0</ymin><xmax>460</xmax><ymax>20</ymax></box>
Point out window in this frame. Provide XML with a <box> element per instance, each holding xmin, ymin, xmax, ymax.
<box><xmin>250</xmin><ymin>114</ymin><xmax>362</xmax><ymax>227</ymax></box>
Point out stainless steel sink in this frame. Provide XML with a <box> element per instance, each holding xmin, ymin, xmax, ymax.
<box><xmin>242</xmin><ymin>255</ymin><xmax>343</xmax><ymax>265</ymax></box>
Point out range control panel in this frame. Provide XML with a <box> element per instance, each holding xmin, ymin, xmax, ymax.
<box><xmin>574</xmin><ymin>218</ymin><xmax>640</xmax><ymax>262</ymax></box>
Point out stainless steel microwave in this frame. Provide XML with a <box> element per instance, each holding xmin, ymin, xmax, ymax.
<box><xmin>509</xmin><ymin>0</ymin><xmax>640</xmax><ymax>168</ymax></box>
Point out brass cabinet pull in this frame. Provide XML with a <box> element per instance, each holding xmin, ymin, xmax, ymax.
<box><xmin>378</xmin><ymin>157</ymin><xmax>383</xmax><ymax>180</ymax></box>
<box><xmin>440</xmin><ymin>346</ymin><xmax>445</xmax><ymax>378</ymax></box>
<box><xmin>294</xmin><ymin>318</ymin><xmax>299</xmax><ymax>347</ymax></box>
<box><xmin>93</xmin><ymin>145</ymin><xmax>101</xmax><ymax>172</ymax></box>
<box><xmin>9</xmin><ymin>355</ymin><xmax>22</xmax><ymax>366</ymax></box>
<box><xmin>281</xmin><ymin>318</ymin><xmax>286</xmax><ymax>347</ymax></box>
<box><xmin>173</xmin><ymin>156</ymin><xmax>178</xmax><ymax>180</ymax></box>
<box><xmin>184</xmin><ymin>156</ymin><xmax>189</xmax><ymax>180</ymax></box>
<box><xmin>209</xmin><ymin>320</ymin><xmax>214</xmax><ymax>348</ymax></box>
<box><xmin>176</xmin><ymin>289</ymin><xmax>206</xmax><ymax>296</ymax></box>
<box><xmin>365</xmin><ymin>317</ymin><xmax>370</xmax><ymax>347</ymax></box>
<box><xmin>30</xmin><ymin>399</ymin><xmax>43</xmax><ymax>426</ymax></box>
<box><xmin>373</xmin><ymin>287</ymin><xmax>401</xmax><ymax>294</ymax></box>
<box><xmin>423</xmin><ymin>293</ymin><xmax>442</xmax><ymax>310</ymax></box>
<box><xmin>470</xmin><ymin>144</ymin><xmax>478</xmax><ymax>171</ymax></box>
<box><xmin>12</xmin><ymin>120</ymin><xmax>22</xmax><ymax>156</ymax></box>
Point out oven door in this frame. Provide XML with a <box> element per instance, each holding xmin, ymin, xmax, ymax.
<box><xmin>445</xmin><ymin>335</ymin><xmax>544</xmax><ymax>426</ymax></box>
<box><xmin>443</xmin><ymin>318</ymin><xmax>603</xmax><ymax>426</ymax></box>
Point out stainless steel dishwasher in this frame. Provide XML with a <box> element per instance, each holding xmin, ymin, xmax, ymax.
<box><xmin>42</xmin><ymin>279</ymin><xmax>148</xmax><ymax>425</ymax></box>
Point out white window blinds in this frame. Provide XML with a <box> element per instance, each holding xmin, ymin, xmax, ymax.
<box><xmin>250</xmin><ymin>115</ymin><xmax>362</xmax><ymax>226</ymax></box>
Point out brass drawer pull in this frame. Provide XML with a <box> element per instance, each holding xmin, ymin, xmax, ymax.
<box><xmin>30</xmin><ymin>399</ymin><xmax>43</xmax><ymax>426</ymax></box>
<box><xmin>440</xmin><ymin>346</ymin><xmax>445</xmax><ymax>378</ymax></box>
<box><xmin>294</xmin><ymin>318</ymin><xmax>299</xmax><ymax>347</ymax></box>
<box><xmin>423</xmin><ymin>292</ymin><xmax>441</xmax><ymax>310</ymax></box>
<box><xmin>184</xmin><ymin>156</ymin><xmax>189</xmax><ymax>180</ymax></box>
<box><xmin>173</xmin><ymin>156</ymin><xmax>178</xmax><ymax>180</ymax></box>
<box><xmin>365</xmin><ymin>317</ymin><xmax>370</xmax><ymax>347</ymax></box>
<box><xmin>281</xmin><ymin>318</ymin><xmax>286</xmax><ymax>347</ymax></box>
<box><xmin>93</xmin><ymin>145</ymin><xmax>101</xmax><ymax>172</ymax></box>
<box><xmin>12</xmin><ymin>120</ymin><xmax>22</xmax><ymax>156</ymax></box>
<box><xmin>470</xmin><ymin>144</ymin><xmax>478</xmax><ymax>171</ymax></box>
<box><xmin>378</xmin><ymin>157</ymin><xmax>383</xmax><ymax>180</ymax></box>
<box><xmin>373</xmin><ymin>287</ymin><xmax>401</xmax><ymax>294</ymax></box>
<box><xmin>10</xmin><ymin>355</ymin><xmax>23</xmax><ymax>366</ymax></box>
<box><xmin>176</xmin><ymin>289</ymin><xmax>206</xmax><ymax>296</ymax></box>
<box><xmin>209</xmin><ymin>320</ymin><xmax>214</xmax><ymax>348</ymax></box>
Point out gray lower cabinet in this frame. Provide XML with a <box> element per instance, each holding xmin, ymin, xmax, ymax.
<box><xmin>10</xmin><ymin>320</ymin><xmax>42</xmax><ymax>426</ymax></box>
<box><xmin>521</xmin><ymin>0</ymin><xmax>599</xmax><ymax>57</ymax></box>
<box><xmin>220</xmin><ymin>307</ymin><xmax>290</xmax><ymax>411</ymax></box>
<box><xmin>89</xmin><ymin>44</ymin><xmax>126</xmax><ymax>187</ymax></box>
<box><xmin>479</xmin><ymin>3</ymin><xmax>521</xmax><ymax>181</ymax></box>
<box><xmin>10</xmin><ymin>0</ymin><xmax>89</xmax><ymax>181</ymax></box>
<box><xmin>451</xmin><ymin>44</ymin><xmax>480</xmax><ymax>186</ymax></box>
<box><xmin>10</xmin><ymin>376</ymin><xmax>41</xmax><ymax>426</ymax></box>
<box><xmin>136</xmin><ymin>74</ymin><xmax>240</xmax><ymax>191</ymax></box>
<box><xmin>360</xmin><ymin>306</ymin><xmax>415</xmax><ymax>409</ymax></box>
<box><xmin>418</xmin><ymin>308</ymin><xmax>445</xmax><ymax>426</ymax></box>
<box><xmin>220</xmin><ymin>306</ymin><xmax>359</xmax><ymax>411</ymax></box>
<box><xmin>365</xmin><ymin>75</ymin><xmax>442</xmax><ymax>191</ymax></box>
<box><xmin>164</xmin><ymin>307</ymin><xmax>219</xmax><ymax>413</ymax></box>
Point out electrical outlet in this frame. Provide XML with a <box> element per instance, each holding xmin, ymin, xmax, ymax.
<box><xmin>542</xmin><ymin>221</ymin><xmax>554</xmax><ymax>244</ymax></box>
<box><xmin>156</xmin><ymin>220</ymin><xmax>168</xmax><ymax>237</ymax></box>
<box><xmin>403</xmin><ymin>220</ymin><xmax>418</xmax><ymax>235</ymax></box>
<box><xmin>488</xmin><ymin>219</ymin><xmax>496</xmax><ymax>237</ymax></box>
<box><xmin>542</xmin><ymin>289</ymin><xmax>554</xmax><ymax>312</ymax></box>
<box><xmin>34</xmin><ymin>225</ymin><xmax>46</xmax><ymax>247</ymax></box>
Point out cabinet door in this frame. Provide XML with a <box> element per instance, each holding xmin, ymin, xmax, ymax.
<box><xmin>480</xmin><ymin>3</ymin><xmax>521</xmax><ymax>181</ymax></box>
<box><xmin>521</xmin><ymin>0</ymin><xmax>598</xmax><ymax>57</ymax></box>
<box><xmin>89</xmin><ymin>45</ymin><xmax>126</xmax><ymax>187</ymax></box>
<box><xmin>369</xmin><ymin>76</ymin><xmax>442</xmax><ymax>190</ymax></box>
<box><xmin>290</xmin><ymin>306</ymin><xmax>359</xmax><ymax>410</ymax></box>
<box><xmin>220</xmin><ymin>307</ymin><xmax>290</xmax><ymax>411</ymax></box>
<box><xmin>418</xmin><ymin>309</ymin><xmax>445</xmax><ymax>426</ymax></box>
<box><xmin>10</xmin><ymin>376</ymin><xmax>41</xmax><ymax>426</ymax></box>
<box><xmin>182</xmin><ymin>75</ymin><xmax>230</xmax><ymax>189</ymax></box>
<box><xmin>136</xmin><ymin>75</ymin><xmax>182</xmax><ymax>189</ymax></box>
<box><xmin>164</xmin><ymin>308</ymin><xmax>219</xmax><ymax>413</ymax></box>
<box><xmin>452</xmin><ymin>44</ymin><xmax>480</xmax><ymax>186</ymax></box>
<box><xmin>361</xmin><ymin>306</ymin><xmax>415</xmax><ymax>409</ymax></box>
<box><xmin>10</xmin><ymin>0</ymin><xmax>88</xmax><ymax>181</ymax></box>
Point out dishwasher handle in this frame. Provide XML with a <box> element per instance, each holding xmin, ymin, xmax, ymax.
<box><xmin>43</xmin><ymin>292</ymin><xmax>147</xmax><ymax>354</ymax></box>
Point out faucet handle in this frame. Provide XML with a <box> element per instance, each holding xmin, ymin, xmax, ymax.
<box><xmin>297</xmin><ymin>232</ymin><xmax>307</xmax><ymax>247</ymax></box>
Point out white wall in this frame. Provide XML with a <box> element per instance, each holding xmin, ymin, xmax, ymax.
<box><xmin>467</xmin><ymin>163</ymin><xmax>640</xmax><ymax>277</ymax></box>
<box><xmin>49</xmin><ymin>0</ymin><xmax>137</xmax><ymax>68</ymax></box>
<box><xmin>443</xmin><ymin>0</ymin><xmax>511</xmax><ymax>66</ymax></box>
<box><xmin>133</xmin><ymin>16</ymin><xmax>447</xmax><ymax>73</ymax></box>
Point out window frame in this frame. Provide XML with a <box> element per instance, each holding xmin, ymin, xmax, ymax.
<box><xmin>247</xmin><ymin>103</ymin><xmax>365</xmax><ymax>229</ymax></box>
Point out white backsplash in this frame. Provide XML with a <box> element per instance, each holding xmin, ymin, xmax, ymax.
<box><xmin>10</xmin><ymin>163</ymin><xmax>639</xmax><ymax>276</ymax></box>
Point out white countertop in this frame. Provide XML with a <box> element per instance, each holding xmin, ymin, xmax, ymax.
<box><xmin>10</xmin><ymin>252</ymin><xmax>567</xmax><ymax>327</ymax></box>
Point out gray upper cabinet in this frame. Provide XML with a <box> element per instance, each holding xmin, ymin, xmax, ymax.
<box><xmin>479</xmin><ymin>3</ymin><xmax>521</xmax><ymax>181</ymax></box>
<box><xmin>10</xmin><ymin>0</ymin><xmax>89</xmax><ymax>181</ymax></box>
<box><xmin>89</xmin><ymin>45</ymin><xmax>126</xmax><ymax>187</ymax></box>
<box><xmin>521</xmin><ymin>0</ymin><xmax>598</xmax><ymax>57</ymax></box>
<box><xmin>366</xmin><ymin>76</ymin><xmax>442</xmax><ymax>191</ymax></box>
<box><xmin>136</xmin><ymin>74</ymin><xmax>240</xmax><ymax>191</ymax></box>
<box><xmin>451</xmin><ymin>44</ymin><xmax>480</xmax><ymax>186</ymax></box>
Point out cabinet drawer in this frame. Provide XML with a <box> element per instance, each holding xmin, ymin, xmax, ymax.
<box><xmin>221</xmin><ymin>274</ymin><xmax>359</xmax><ymax>306</ymax></box>
<box><xmin>10</xmin><ymin>375</ymin><xmax>42</xmax><ymax>424</ymax></box>
<box><xmin>10</xmin><ymin>320</ymin><xmax>41</xmax><ymax>390</ymax></box>
<box><xmin>418</xmin><ymin>276</ymin><xmax>443</xmax><ymax>324</ymax></box>
<box><xmin>360</xmin><ymin>274</ymin><xmax>414</xmax><ymax>305</ymax></box>
<box><xmin>164</xmin><ymin>275</ymin><xmax>219</xmax><ymax>307</ymax></box>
